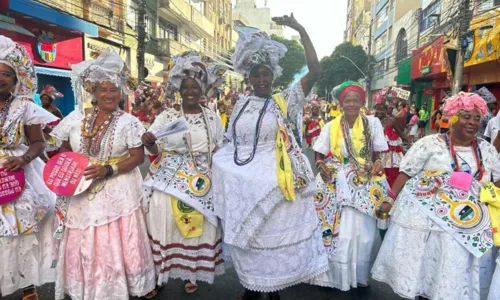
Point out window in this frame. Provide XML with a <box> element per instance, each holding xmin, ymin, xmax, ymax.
<box><xmin>395</xmin><ymin>29</ymin><xmax>408</xmax><ymax>62</ymax></box>
<box><xmin>421</xmin><ymin>0</ymin><xmax>441</xmax><ymax>32</ymax></box>
<box><xmin>144</xmin><ymin>14</ymin><xmax>154</xmax><ymax>38</ymax></box>
<box><xmin>158</xmin><ymin>21</ymin><xmax>178</xmax><ymax>40</ymax></box>
<box><xmin>126</xmin><ymin>0</ymin><xmax>137</xmax><ymax>29</ymax></box>
<box><xmin>376</xmin><ymin>5</ymin><xmax>388</xmax><ymax>28</ymax></box>
<box><xmin>374</xmin><ymin>32</ymin><xmax>387</xmax><ymax>55</ymax></box>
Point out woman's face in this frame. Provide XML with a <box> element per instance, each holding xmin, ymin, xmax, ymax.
<box><xmin>453</xmin><ymin>109</ymin><xmax>482</xmax><ymax>140</ymax></box>
<box><xmin>41</xmin><ymin>94</ymin><xmax>52</xmax><ymax>106</ymax></box>
<box><xmin>0</xmin><ymin>63</ymin><xmax>16</xmax><ymax>96</ymax></box>
<box><xmin>249</xmin><ymin>65</ymin><xmax>273</xmax><ymax>98</ymax></box>
<box><xmin>180</xmin><ymin>78</ymin><xmax>202</xmax><ymax>107</ymax></box>
<box><xmin>374</xmin><ymin>104</ymin><xmax>387</xmax><ymax>119</ymax></box>
<box><xmin>311</xmin><ymin>106</ymin><xmax>320</xmax><ymax>116</ymax></box>
<box><xmin>95</xmin><ymin>81</ymin><xmax>121</xmax><ymax>112</ymax></box>
<box><xmin>342</xmin><ymin>91</ymin><xmax>363</xmax><ymax>118</ymax></box>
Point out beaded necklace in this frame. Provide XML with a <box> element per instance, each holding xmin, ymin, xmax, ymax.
<box><xmin>180</xmin><ymin>105</ymin><xmax>213</xmax><ymax>174</ymax></box>
<box><xmin>0</xmin><ymin>94</ymin><xmax>14</xmax><ymax>133</ymax></box>
<box><xmin>342</xmin><ymin>116</ymin><xmax>373</xmax><ymax>178</ymax></box>
<box><xmin>80</xmin><ymin>107</ymin><xmax>121</xmax><ymax>159</ymax></box>
<box><xmin>444</xmin><ymin>133</ymin><xmax>484</xmax><ymax>181</ymax></box>
<box><xmin>232</xmin><ymin>96</ymin><xmax>271</xmax><ymax>166</ymax></box>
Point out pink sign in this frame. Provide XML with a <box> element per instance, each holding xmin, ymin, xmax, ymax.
<box><xmin>0</xmin><ymin>168</ymin><xmax>25</xmax><ymax>205</ymax></box>
<box><xmin>43</xmin><ymin>152</ymin><xmax>92</xmax><ymax>196</ymax></box>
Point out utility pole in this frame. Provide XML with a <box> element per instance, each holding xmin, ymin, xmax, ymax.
<box><xmin>415</xmin><ymin>8</ymin><xmax>422</xmax><ymax>48</ymax></box>
<box><xmin>137</xmin><ymin>0</ymin><xmax>147</xmax><ymax>83</ymax></box>
<box><xmin>452</xmin><ymin>0</ymin><xmax>472</xmax><ymax>95</ymax></box>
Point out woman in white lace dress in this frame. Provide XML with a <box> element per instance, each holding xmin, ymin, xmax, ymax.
<box><xmin>372</xmin><ymin>92</ymin><xmax>500</xmax><ymax>300</ymax></box>
<box><xmin>311</xmin><ymin>81</ymin><xmax>389</xmax><ymax>292</ymax></box>
<box><xmin>212</xmin><ymin>14</ymin><xmax>328</xmax><ymax>300</ymax></box>
<box><xmin>141</xmin><ymin>52</ymin><xmax>226</xmax><ymax>297</ymax></box>
<box><xmin>51</xmin><ymin>48</ymin><xmax>155</xmax><ymax>300</ymax></box>
<box><xmin>0</xmin><ymin>35</ymin><xmax>57</xmax><ymax>300</ymax></box>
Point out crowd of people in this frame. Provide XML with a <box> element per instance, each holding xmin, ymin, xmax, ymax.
<box><xmin>2</xmin><ymin>12</ymin><xmax>500</xmax><ymax>300</ymax></box>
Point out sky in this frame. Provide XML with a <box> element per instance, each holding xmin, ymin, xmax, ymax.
<box><xmin>232</xmin><ymin>0</ymin><xmax>348</xmax><ymax>59</ymax></box>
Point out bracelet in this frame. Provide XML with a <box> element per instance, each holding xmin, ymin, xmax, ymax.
<box><xmin>374</xmin><ymin>159</ymin><xmax>382</xmax><ymax>165</ymax></box>
<box><xmin>111</xmin><ymin>164</ymin><xmax>119</xmax><ymax>176</ymax></box>
<box><xmin>143</xmin><ymin>141</ymin><xmax>155</xmax><ymax>147</ymax></box>
<box><xmin>387</xmin><ymin>189</ymin><xmax>397</xmax><ymax>199</ymax></box>
<box><xmin>384</xmin><ymin>196</ymin><xmax>395</xmax><ymax>206</ymax></box>
<box><xmin>104</xmin><ymin>165</ymin><xmax>113</xmax><ymax>178</ymax></box>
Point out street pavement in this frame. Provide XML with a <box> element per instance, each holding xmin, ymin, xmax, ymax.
<box><xmin>6</xmin><ymin>153</ymin><xmax>407</xmax><ymax>300</ymax></box>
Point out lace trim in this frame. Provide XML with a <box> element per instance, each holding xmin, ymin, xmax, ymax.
<box><xmin>241</xmin><ymin>259</ymin><xmax>328</xmax><ymax>293</ymax></box>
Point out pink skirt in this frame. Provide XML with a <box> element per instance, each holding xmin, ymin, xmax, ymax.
<box><xmin>55</xmin><ymin>208</ymin><xmax>156</xmax><ymax>300</ymax></box>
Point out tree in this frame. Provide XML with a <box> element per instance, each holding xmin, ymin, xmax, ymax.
<box><xmin>271</xmin><ymin>35</ymin><xmax>306</xmax><ymax>88</ymax></box>
<box><xmin>316</xmin><ymin>42</ymin><xmax>369</xmax><ymax>97</ymax></box>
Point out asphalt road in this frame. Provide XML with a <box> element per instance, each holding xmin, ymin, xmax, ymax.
<box><xmin>4</xmin><ymin>153</ymin><xmax>406</xmax><ymax>300</ymax></box>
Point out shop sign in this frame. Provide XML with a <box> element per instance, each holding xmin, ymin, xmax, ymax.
<box><xmin>145</xmin><ymin>53</ymin><xmax>165</xmax><ymax>82</ymax></box>
<box><xmin>389</xmin><ymin>87</ymin><xmax>411</xmax><ymax>100</ymax></box>
<box><xmin>35</xmin><ymin>30</ymin><xmax>57</xmax><ymax>63</ymax></box>
<box><xmin>464</xmin><ymin>8</ymin><xmax>500</xmax><ymax>67</ymax></box>
<box><xmin>85</xmin><ymin>38</ymin><xmax>129</xmax><ymax>65</ymax></box>
<box><xmin>411</xmin><ymin>36</ymin><xmax>450</xmax><ymax>79</ymax></box>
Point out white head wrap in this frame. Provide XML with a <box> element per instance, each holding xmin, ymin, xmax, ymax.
<box><xmin>476</xmin><ymin>86</ymin><xmax>497</xmax><ymax>104</ymax></box>
<box><xmin>168</xmin><ymin>51</ymin><xmax>227</xmax><ymax>98</ymax></box>
<box><xmin>0</xmin><ymin>35</ymin><xmax>37</xmax><ymax>98</ymax></box>
<box><xmin>231</xmin><ymin>31</ymin><xmax>287</xmax><ymax>78</ymax></box>
<box><xmin>71</xmin><ymin>48</ymin><xmax>130</xmax><ymax>112</ymax></box>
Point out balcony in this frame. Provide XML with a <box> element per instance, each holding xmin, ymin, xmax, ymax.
<box><xmin>158</xmin><ymin>36</ymin><xmax>200</xmax><ymax>58</ymax></box>
<box><xmin>90</xmin><ymin>2</ymin><xmax>123</xmax><ymax>32</ymax></box>
<box><xmin>159</xmin><ymin>0</ymin><xmax>214</xmax><ymax>38</ymax></box>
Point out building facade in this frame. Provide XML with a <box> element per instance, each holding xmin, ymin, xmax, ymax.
<box><xmin>345</xmin><ymin>0</ymin><xmax>371</xmax><ymax>50</ymax></box>
<box><xmin>233</xmin><ymin>0</ymin><xmax>283</xmax><ymax>37</ymax></box>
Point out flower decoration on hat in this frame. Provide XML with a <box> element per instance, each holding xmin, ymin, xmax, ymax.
<box><xmin>40</xmin><ymin>84</ymin><xmax>63</xmax><ymax>100</ymax></box>
<box><xmin>444</xmin><ymin>92</ymin><xmax>488</xmax><ymax>125</ymax></box>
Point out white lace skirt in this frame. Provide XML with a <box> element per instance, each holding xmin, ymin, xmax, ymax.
<box><xmin>0</xmin><ymin>212</ymin><xmax>56</xmax><ymax>296</ymax></box>
<box><xmin>489</xmin><ymin>257</ymin><xmax>500</xmax><ymax>300</ymax></box>
<box><xmin>372</xmin><ymin>221</ymin><xmax>495</xmax><ymax>300</ymax></box>
<box><xmin>146</xmin><ymin>192</ymin><xmax>224</xmax><ymax>285</ymax></box>
<box><xmin>55</xmin><ymin>208</ymin><xmax>156</xmax><ymax>300</ymax></box>
<box><xmin>310</xmin><ymin>207</ymin><xmax>380</xmax><ymax>291</ymax></box>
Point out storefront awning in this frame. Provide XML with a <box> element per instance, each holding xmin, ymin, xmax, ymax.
<box><xmin>3</xmin><ymin>0</ymin><xmax>98</xmax><ymax>36</ymax></box>
<box><xmin>35</xmin><ymin>66</ymin><xmax>71</xmax><ymax>78</ymax></box>
<box><xmin>0</xmin><ymin>20</ymin><xmax>34</xmax><ymax>37</ymax></box>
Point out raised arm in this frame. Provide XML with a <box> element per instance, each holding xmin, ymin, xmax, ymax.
<box><xmin>273</xmin><ymin>13</ymin><xmax>321</xmax><ymax>96</ymax></box>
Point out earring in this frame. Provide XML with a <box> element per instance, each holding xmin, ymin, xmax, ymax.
<box><xmin>91</xmin><ymin>99</ymin><xmax>97</xmax><ymax>106</ymax></box>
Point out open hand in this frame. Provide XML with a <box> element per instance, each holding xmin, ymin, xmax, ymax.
<box><xmin>272</xmin><ymin>13</ymin><xmax>303</xmax><ymax>31</ymax></box>
<box><xmin>371</xmin><ymin>160</ymin><xmax>384</xmax><ymax>177</ymax></box>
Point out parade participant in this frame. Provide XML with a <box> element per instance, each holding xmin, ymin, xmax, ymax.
<box><xmin>476</xmin><ymin>87</ymin><xmax>497</xmax><ymax>139</ymax></box>
<box><xmin>372</xmin><ymin>92</ymin><xmax>499</xmax><ymax>300</ymax></box>
<box><xmin>311</xmin><ymin>81</ymin><xmax>389</xmax><ymax>291</ymax></box>
<box><xmin>0</xmin><ymin>35</ymin><xmax>58</xmax><ymax>300</ymax></box>
<box><xmin>418</xmin><ymin>103</ymin><xmax>429</xmax><ymax>138</ymax></box>
<box><xmin>374</xmin><ymin>94</ymin><xmax>407</xmax><ymax>187</ymax></box>
<box><xmin>40</xmin><ymin>85</ymin><xmax>63</xmax><ymax>119</ymax></box>
<box><xmin>51</xmin><ymin>48</ymin><xmax>155</xmax><ymax>300</ymax></box>
<box><xmin>329</xmin><ymin>101</ymin><xmax>342</xmax><ymax>120</ymax></box>
<box><xmin>305</xmin><ymin>101</ymin><xmax>324</xmax><ymax>153</ymax></box>
<box><xmin>212</xmin><ymin>14</ymin><xmax>328</xmax><ymax>300</ymax></box>
<box><xmin>141</xmin><ymin>51</ymin><xmax>226</xmax><ymax>297</ymax></box>
<box><xmin>408</xmin><ymin>107</ymin><xmax>419</xmax><ymax>144</ymax></box>
<box><xmin>40</xmin><ymin>85</ymin><xmax>64</xmax><ymax>158</ymax></box>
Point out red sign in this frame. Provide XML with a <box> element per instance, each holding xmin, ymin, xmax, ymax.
<box><xmin>0</xmin><ymin>168</ymin><xmax>25</xmax><ymax>205</ymax></box>
<box><xmin>411</xmin><ymin>36</ymin><xmax>450</xmax><ymax>79</ymax></box>
<box><xmin>43</xmin><ymin>152</ymin><xmax>92</xmax><ymax>196</ymax></box>
<box><xmin>0</xmin><ymin>18</ymin><xmax>83</xmax><ymax>69</ymax></box>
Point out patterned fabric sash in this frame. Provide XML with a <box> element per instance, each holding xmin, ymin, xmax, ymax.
<box><xmin>314</xmin><ymin>174</ymin><xmax>341</xmax><ymax>256</ymax></box>
<box><xmin>143</xmin><ymin>151</ymin><xmax>217</xmax><ymax>226</ymax></box>
<box><xmin>0</xmin><ymin>99</ymin><xmax>30</xmax><ymax>149</ymax></box>
<box><xmin>272</xmin><ymin>95</ymin><xmax>312</xmax><ymax>201</ymax></box>
<box><xmin>402</xmin><ymin>170</ymin><xmax>493</xmax><ymax>258</ymax></box>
